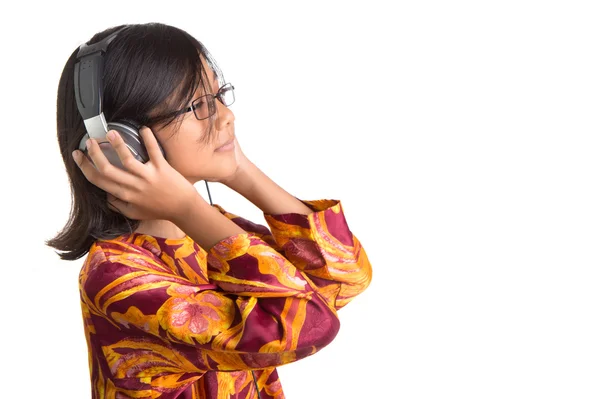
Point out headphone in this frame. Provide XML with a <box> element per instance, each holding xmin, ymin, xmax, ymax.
<box><xmin>73</xmin><ymin>25</ymin><xmax>217</xmax><ymax>213</ymax></box>
<box><xmin>74</xmin><ymin>26</ymin><xmax>166</xmax><ymax>170</ymax></box>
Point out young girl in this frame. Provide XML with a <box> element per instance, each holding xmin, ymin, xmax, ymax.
<box><xmin>47</xmin><ymin>22</ymin><xmax>372</xmax><ymax>399</ymax></box>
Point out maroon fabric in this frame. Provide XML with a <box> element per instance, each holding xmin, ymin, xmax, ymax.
<box><xmin>78</xmin><ymin>199</ymin><xmax>372</xmax><ymax>398</ymax></box>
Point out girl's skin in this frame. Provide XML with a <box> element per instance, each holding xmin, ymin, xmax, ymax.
<box><xmin>71</xmin><ymin>57</ymin><xmax>313</xmax><ymax>242</ymax></box>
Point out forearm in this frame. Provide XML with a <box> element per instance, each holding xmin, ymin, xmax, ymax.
<box><xmin>225</xmin><ymin>160</ymin><xmax>313</xmax><ymax>216</ymax></box>
<box><xmin>172</xmin><ymin>193</ymin><xmax>246</xmax><ymax>251</ymax></box>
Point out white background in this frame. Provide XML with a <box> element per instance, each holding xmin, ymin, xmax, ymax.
<box><xmin>1</xmin><ymin>1</ymin><xmax>599</xmax><ymax>398</ymax></box>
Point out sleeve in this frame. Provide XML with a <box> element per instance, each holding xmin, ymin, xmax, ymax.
<box><xmin>212</xmin><ymin>199</ymin><xmax>373</xmax><ymax>311</ymax></box>
<box><xmin>211</xmin><ymin>203</ymin><xmax>280</xmax><ymax>250</ymax></box>
<box><xmin>82</xmin><ymin>233</ymin><xmax>341</xmax><ymax>374</ymax></box>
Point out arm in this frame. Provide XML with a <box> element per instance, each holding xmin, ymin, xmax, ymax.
<box><xmin>81</xmin><ymin>233</ymin><xmax>340</xmax><ymax>376</ymax></box>
<box><xmin>172</xmin><ymin>193</ymin><xmax>247</xmax><ymax>251</ymax></box>
<box><xmin>222</xmin><ymin>158</ymin><xmax>313</xmax><ymax>216</ymax></box>
<box><xmin>263</xmin><ymin>198</ymin><xmax>372</xmax><ymax>311</ymax></box>
<box><xmin>221</xmin><ymin>161</ymin><xmax>372</xmax><ymax>311</ymax></box>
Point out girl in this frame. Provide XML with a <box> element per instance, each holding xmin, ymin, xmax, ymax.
<box><xmin>47</xmin><ymin>22</ymin><xmax>372</xmax><ymax>399</ymax></box>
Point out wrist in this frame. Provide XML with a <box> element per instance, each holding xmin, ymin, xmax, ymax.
<box><xmin>169</xmin><ymin>189</ymin><xmax>246</xmax><ymax>251</ymax></box>
<box><xmin>170</xmin><ymin>189</ymin><xmax>206</xmax><ymax>225</ymax></box>
<box><xmin>223</xmin><ymin>158</ymin><xmax>257</xmax><ymax>196</ymax></box>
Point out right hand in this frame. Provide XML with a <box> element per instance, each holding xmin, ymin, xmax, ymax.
<box><xmin>72</xmin><ymin>127</ymin><xmax>199</xmax><ymax>221</ymax></box>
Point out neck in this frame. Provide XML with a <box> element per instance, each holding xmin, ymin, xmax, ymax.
<box><xmin>134</xmin><ymin>219</ymin><xmax>187</xmax><ymax>240</ymax></box>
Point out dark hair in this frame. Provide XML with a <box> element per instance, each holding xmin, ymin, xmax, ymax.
<box><xmin>46</xmin><ymin>22</ymin><xmax>224</xmax><ymax>261</ymax></box>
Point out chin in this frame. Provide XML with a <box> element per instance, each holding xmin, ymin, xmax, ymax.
<box><xmin>193</xmin><ymin>162</ymin><xmax>238</xmax><ymax>184</ymax></box>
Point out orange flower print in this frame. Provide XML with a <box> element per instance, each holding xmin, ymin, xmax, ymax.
<box><xmin>157</xmin><ymin>291</ymin><xmax>236</xmax><ymax>345</ymax></box>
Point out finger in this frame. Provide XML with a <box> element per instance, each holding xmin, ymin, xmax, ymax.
<box><xmin>72</xmin><ymin>145</ymin><xmax>139</xmax><ymax>198</ymax></box>
<box><xmin>86</xmin><ymin>137</ymin><xmax>140</xmax><ymax>187</ymax></box>
<box><xmin>139</xmin><ymin>126</ymin><xmax>166</xmax><ymax>163</ymax></box>
<box><xmin>106</xmin><ymin>130</ymin><xmax>145</xmax><ymax>175</ymax></box>
<box><xmin>106</xmin><ymin>193</ymin><xmax>123</xmax><ymax>214</ymax></box>
<box><xmin>72</xmin><ymin>145</ymin><xmax>105</xmax><ymax>184</ymax></box>
<box><xmin>84</xmin><ymin>136</ymin><xmax>118</xmax><ymax>175</ymax></box>
<box><xmin>107</xmin><ymin>193</ymin><xmax>140</xmax><ymax>220</ymax></box>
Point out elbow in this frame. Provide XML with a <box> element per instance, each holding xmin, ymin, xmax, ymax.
<box><xmin>355</xmin><ymin>246</ymin><xmax>373</xmax><ymax>293</ymax></box>
<box><xmin>301</xmin><ymin>297</ymin><xmax>341</xmax><ymax>351</ymax></box>
<box><xmin>318</xmin><ymin>310</ymin><xmax>341</xmax><ymax>349</ymax></box>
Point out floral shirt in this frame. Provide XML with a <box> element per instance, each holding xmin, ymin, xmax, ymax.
<box><xmin>78</xmin><ymin>199</ymin><xmax>372</xmax><ymax>398</ymax></box>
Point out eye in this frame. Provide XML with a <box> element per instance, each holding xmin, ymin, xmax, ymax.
<box><xmin>216</xmin><ymin>86</ymin><xmax>231</xmax><ymax>100</ymax></box>
<box><xmin>193</xmin><ymin>99</ymin><xmax>205</xmax><ymax>110</ymax></box>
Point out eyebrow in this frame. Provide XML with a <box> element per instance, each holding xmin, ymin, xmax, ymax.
<box><xmin>209</xmin><ymin>71</ymin><xmax>219</xmax><ymax>92</ymax></box>
<box><xmin>192</xmin><ymin>70</ymin><xmax>219</xmax><ymax>98</ymax></box>
<box><xmin>209</xmin><ymin>69</ymin><xmax>218</xmax><ymax>83</ymax></box>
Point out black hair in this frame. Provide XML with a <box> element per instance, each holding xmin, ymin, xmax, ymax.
<box><xmin>46</xmin><ymin>22</ymin><xmax>224</xmax><ymax>261</ymax></box>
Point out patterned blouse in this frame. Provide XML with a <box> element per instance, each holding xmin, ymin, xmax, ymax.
<box><xmin>79</xmin><ymin>198</ymin><xmax>372</xmax><ymax>398</ymax></box>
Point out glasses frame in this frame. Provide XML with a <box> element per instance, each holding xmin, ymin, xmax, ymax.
<box><xmin>170</xmin><ymin>83</ymin><xmax>235</xmax><ymax>121</ymax></box>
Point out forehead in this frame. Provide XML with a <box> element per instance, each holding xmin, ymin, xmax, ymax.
<box><xmin>200</xmin><ymin>56</ymin><xmax>219</xmax><ymax>84</ymax></box>
<box><xmin>147</xmin><ymin>55</ymin><xmax>219</xmax><ymax>120</ymax></box>
<box><xmin>190</xmin><ymin>56</ymin><xmax>218</xmax><ymax>100</ymax></box>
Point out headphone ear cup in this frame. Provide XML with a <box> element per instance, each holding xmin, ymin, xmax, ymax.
<box><xmin>96</xmin><ymin>140</ymin><xmax>127</xmax><ymax>170</ymax></box>
<box><xmin>93</xmin><ymin>121</ymin><xmax>141</xmax><ymax>171</ymax></box>
<box><xmin>105</xmin><ymin>120</ymin><xmax>167</xmax><ymax>166</ymax></box>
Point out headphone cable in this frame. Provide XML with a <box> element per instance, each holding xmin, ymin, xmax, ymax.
<box><xmin>252</xmin><ymin>370</ymin><xmax>261</xmax><ymax>398</ymax></box>
<box><xmin>204</xmin><ymin>180</ymin><xmax>213</xmax><ymax>205</ymax></box>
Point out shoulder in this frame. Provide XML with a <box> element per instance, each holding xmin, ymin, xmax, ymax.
<box><xmin>90</xmin><ymin>235</ymin><xmax>156</xmax><ymax>264</ymax></box>
<box><xmin>80</xmin><ymin>236</ymin><xmax>166</xmax><ymax>281</ymax></box>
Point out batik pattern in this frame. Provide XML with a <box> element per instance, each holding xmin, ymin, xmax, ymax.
<box><xmin>79</xmin><ymin>199</ymin><xmax>372</xmax><ymax>398</ymax></box>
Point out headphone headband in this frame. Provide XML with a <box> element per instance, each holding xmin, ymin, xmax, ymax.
<box><xmin>76</xmin><ymin>26</ymin><xmax>128</xmax><ymax>59</ymax></box>
<box><xmin>74</xmin><ymin>26</ymin><xmax>129</xmax><ymax>140</ymax></box>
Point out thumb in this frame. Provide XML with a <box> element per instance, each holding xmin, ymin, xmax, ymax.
<box><xmin>107</xmin><ymin>194</ymin><xmax>130</xmax><ymax>216</ymax></box>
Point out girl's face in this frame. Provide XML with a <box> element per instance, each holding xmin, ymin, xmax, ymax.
<box><xmin>152</xmin><ymin>57</ymin><xmax>237</xmax><ymax>184</ymax></box>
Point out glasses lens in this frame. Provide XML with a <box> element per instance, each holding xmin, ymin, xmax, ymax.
<box><xmin>217</xmin><ymin>83</ymin><xmax>235</xmax><ymax>106</ymax></box>
<box><xmin>192</xmin><ymin>84</ymin><xmax>235</xmax><ymax>120</ymax></box>
<box><xmin>192</xmin><ymin>96</ymin><xmax>213</xmax><ymax>120</ymax></box>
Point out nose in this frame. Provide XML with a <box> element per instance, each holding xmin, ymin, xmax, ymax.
<box><xmin>214</xmin><ymin>98</ymin><xmax>235</xmax><ymax>130</ymax></box>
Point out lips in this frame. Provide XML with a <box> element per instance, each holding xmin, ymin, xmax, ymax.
<box><xmin>216</xmin><ymin>138</ymin><xmax>234</xmax><ymax>150</ymax></box>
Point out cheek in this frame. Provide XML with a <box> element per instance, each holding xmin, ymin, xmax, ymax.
<box><xmin>167</xmin><ymin>145</ymin><xmax>215</xmax><ymax>170</ymax></box>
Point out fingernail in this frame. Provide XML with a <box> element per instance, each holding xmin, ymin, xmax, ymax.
<box><xmin>107</xmin><ymin>131</ymin><xmax>116</xmax><ymax>141</ymax></box>
<box><xmin>72</xmin><ymin>150</ymin><xmax>81</xmax><ymax>162</ymax></box>
<box><xmin>86</xmin><ymin>139</ymin><xmax>91</xmax><ymax>149</ymax></box>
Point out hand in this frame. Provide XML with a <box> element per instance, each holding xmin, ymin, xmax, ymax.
<box><xmin>72</xmin><ymin>127</ymin><xmax>199</xmax><ymax>222</ymax></box>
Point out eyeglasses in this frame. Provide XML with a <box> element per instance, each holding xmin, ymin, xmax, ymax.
<box><xmin>171</xmin><ymin>83</ymin><xmax>235</xmax><ymax>121</ymax></box>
